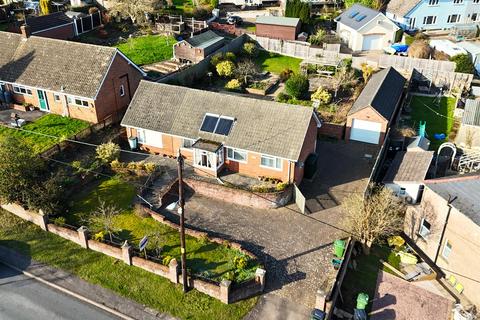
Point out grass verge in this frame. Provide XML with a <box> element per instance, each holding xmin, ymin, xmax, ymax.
<box><xmin>0</xmin><ymin>209</ymin><xmax>258</xmax><ymax>320</ymax></box>
<box><xmin>255</xmin><ymin>51</ymin><xmax>302</xmax><ymax>75</ymax></box>
<box><xmin>0</xmin><ymin>114</ymin><xmax>89</xmax><ymax>153</ymax></box>
<box><xmin>116</xmin><ymin>35</ymin><xmax>177</xmax><ymax>66</ymax></box>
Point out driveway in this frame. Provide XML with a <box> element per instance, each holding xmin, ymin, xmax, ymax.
<box><xmin>179</xmin><ymin>194</ymin><xmax>347</xmax><ymax>314</ymax></box>
<box><xmin>300</xmin><ymin>140</ymin><xmax>379</xmax><ymax>213</ymax></box>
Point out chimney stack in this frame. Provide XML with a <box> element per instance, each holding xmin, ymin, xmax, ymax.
<box><xmin>20</xmin><ymin>25</ymin><xmax>31</xmax><ymax>39</ymax></box>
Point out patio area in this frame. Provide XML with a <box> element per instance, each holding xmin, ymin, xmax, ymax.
<box><xmin>0</xmin><ymin>109</ymin><xmax>44</xmax><ymax>126</ymax></box>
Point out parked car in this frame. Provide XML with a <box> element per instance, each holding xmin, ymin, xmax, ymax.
<box><xmin>227</xmin><ymin>15</ymin><xmax>243</xmax><ymax>25</ymax></box>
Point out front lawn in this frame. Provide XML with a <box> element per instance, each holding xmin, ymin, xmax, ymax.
<box><xmin>255</xmin><ymin>50</ymin><xmax>302</xmax><ymax>74</ymax></box>
<box><xmin>0</xmin><ymin>114</ymin><xmax>89</xmax><ymax>153</ymax></box>
<box><xmin>0</xmin><ymin>209</ymin><xmax>257</xmax><ymax>320</ymax></box>
<box><xmin>409</xmin><ymin>95</ymin><xmax>456</xmax><ymax>149</ymax></box>
<box><xmin>65</xmin><ymin>177</ymin><xmax>258</xmax><ymax>282</ymax></box>
<box><xmin>115</xmin><ymin>35</ymin><xmax>177</xmax><ymax>66</ymax></box>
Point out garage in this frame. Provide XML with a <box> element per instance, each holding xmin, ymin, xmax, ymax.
<box><xmin>362</xmin><ymin>34</ymin><xmax>384</xmax><ymax>51</ymax></box>
<box><xmin>350</xmin><ymin>119</ymin><xmax>382</xmax><ymax>144</ymax></box>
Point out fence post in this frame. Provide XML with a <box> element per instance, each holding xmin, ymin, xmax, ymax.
<box><xmin>38</xmin><ymin>209</ymin><xmax>48</xmax><ymax>231</ymax></box>
<box><xmin>77</xmin><ymin>226</ymin><xmax>89</xmax><ymax>249</ymax></box>
<box><xmin>255</xmin><ymin>268</ymin><xmax>266</xmax><ymax>291</ymax></box>
<box><xmin>121</xmin><ymin>241</ymin><xmax>132</xmax><ymax>265</ymax></box>
<box><xmin>168</xmin><ymin>258</ymin><xmax>179</xmax><ymax>283</ymax></box>
<box><xmin>220</xmin><ymin>279</ymin><xmax>231</xmax><ymax>304</ymax></box>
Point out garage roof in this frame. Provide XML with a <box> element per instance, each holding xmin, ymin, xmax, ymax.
<box><xmin>334</xmin><ymin>4</ymin><xmax>380</xmax><ymax>31</ymax></box>
<box><xmin>348</xmin><ymin>67</ymin><xmax>406</xmax><ymax>121</ymax></box>
<box><xmin>382</xmin><ymin>150</ymin><xmax>434</xmax><ymax>183</ymax></box>
<box><xmin>185</xmin><ymin>30</ymin><xmax>224</xmax><ymax>49</ymax></box>
<box><xmin>255</xmin><ymin>16</ymin><xmax>300</xmax><ymax>27</ymax></box>
<box><xmin>462</xmin><ymin>99</ymin><xmax>480</xmax><ymax>127</ymax></box>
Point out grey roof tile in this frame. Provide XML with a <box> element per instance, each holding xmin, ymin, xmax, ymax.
<box><xmin>185</xmin><ymin>30</ymin><xmax>224</xmax><ymax>49</ymax></box>
<box><xmin>0</xmin><ymin>31</ymin><xmax>117</xmax><ymax>98</ymax></box>
<box><xmin>335</xmin><ymin>4</ymin><xmax>381</xmax><ymax>31</ymax></box>
<box><xmin>121</xmin><ymin>81</ymin><xmax>315</xmax><ymax>161</ymax></box>
<box><xmin>26</xmin><ymin>12</ymin><xmax>73</xmax><ymax>34</ymax></box>
<box><xmin>385</xmin><ymin>0</ymin><xmax>421</xmax><ymax>17</ymax></box>
<box><xmin>348</xmin><ymin>67</ymin><xmax>406</xmax><ymax>120</ymax></box>
<box><xmin>383</xmin><ymin>150</ymin><xmax>434</xmax><ymax>183</ymax></box>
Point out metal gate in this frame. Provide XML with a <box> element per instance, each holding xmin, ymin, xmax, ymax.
<box><xmin>293</xmin><ymin>184</ymin><xmax>306</xmax><ymax>214</ymax></box>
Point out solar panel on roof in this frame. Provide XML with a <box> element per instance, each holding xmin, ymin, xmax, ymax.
<box><xmin>356</xmin><ymin>14</ymin><xmax>367</xmax><ymax>22</ymax></box>
<box><xmin>200</xmin><ymin>115</ymin><xmax>219</xmax><ymax>133</ymax></box>
<box><xmin>214</xmin><ymin>117</ymin><xmax>234</xmax><ymax>135</ymax></box>
<box><xmin>349</xmin><ymin>11</ymin><xmax>359</xmax><ymax>18</ymax></box>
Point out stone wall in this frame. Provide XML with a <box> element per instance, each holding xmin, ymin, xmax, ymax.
<box><xmin>318</xmin><ymin>122</ymin><xmax>345</xmax><ymax>139</ymax></box>
<box><xmin>0</xmin><ymin>203</ymin><xmax>47</xmax><ymax>230</ymax></box>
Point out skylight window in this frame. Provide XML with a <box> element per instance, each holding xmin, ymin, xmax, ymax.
<box><xmin>349</xmin><ymin>11</ymin><xmax>359</xmax><ymax>18</ymax></box>
<box><xmin>200</xmin><ymin>113</ymin><xmax>235</xmax><ymax>136</ymax></box>
<box><xmin>356</xmin><ymin>14</ymin><xmax>367</xmax><ymax>22</ymax></box>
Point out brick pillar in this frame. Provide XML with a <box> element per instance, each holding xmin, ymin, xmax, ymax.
<box><xmin>168</xmin><ymin>258</ymin><xmax>179</xmax><ymax>284</ymax></box>
<box><xmin>220</xmin><ymin>279</ymin><xmax>231</xmax><ymax>304</ymax></box>
<box><xmin>38</xmin><ymin>209</ymin><xmax>48</xmax><ymax>231</ymax></box>
<box><xmin>255</xmin><ymin>268</ymin><xmax>266</xmax><ymax>291</ymax></box>
<box><xmin>77</xmin><ymin>226</ymin><xmax>89</xmax><ymax>249</ymax></box>
<box><xmin>121</xmin><ymin>241</ymin><xmax>132</xmax><ymax>265</ymax></box>
<box><xmin>315</xmin><ymin>289</ymin><xmax>327</xmax><ymax>311</ymax></box>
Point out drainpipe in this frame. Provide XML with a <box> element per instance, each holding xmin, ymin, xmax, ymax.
<box><xmin>434</xmin><ymin>195</ymin><xmax>457</xmax><ymax>264</ymax></box>
<box><xmin>287</xmin><ymin>160</ymin><xmax>292</xmax><ymax>184</ymax></box>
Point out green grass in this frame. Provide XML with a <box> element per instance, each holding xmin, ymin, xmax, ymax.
<box><xmin>66</xmin><ymin>177</ymin><xmax>258</xmax><ymax>281</ymax></box>
<box><xmin>173</xmin><ymin>0</ymin><xmax>193</xmax><ymax>10</ymax></box>
<box><xmin>409</xmin><ymin>95</ymin><xmax>456</xmax><ymax>149</ymax></box>
<box><xmin>255</xmin><ymin>51</ymin><xmax>302</xmax><ymax>74</ymax></box>
<box><xmin>115</xmin><ymin>35</ymin><xmax>177</xmax><ymax>66</ymax></box>
<box><xmin>0</xmin><ymin>210</ymin><xmax>257</xmax><ymax>320</ymax></box>
<box><xmin>0</xmin><ymin>114</ymin><xmax>89</xmax><ymax>153</ymax></box>
<box><xmin>245</xmin><ymin>25</ymin><xmax>256</xmax><ymax>33</ymax></box>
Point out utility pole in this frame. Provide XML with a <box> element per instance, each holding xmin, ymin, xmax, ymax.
<box><xmin>177</xmin><ymin>151</ymin><xmax>188</xmax><ymax>293</ymax></box>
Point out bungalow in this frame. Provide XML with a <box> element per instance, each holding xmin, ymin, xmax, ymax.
<box><xmin>121</xmin><ymin>81</ymin><xmax>320</xmax><ymax>184</ymax></box>
<box><xmin>335</xmin><ymin>4</ymin><xmax>400</xmax><ymax>52</ymax></box>
<box><xmin>346</xmin><ymin>67</ymin><xmax>406</xmax><ymax>145</ymax></box>
<box><xmin>173</xmin><ymin>30</ymin><xmax>225</xmax><ymax>64</ymax></box>
<box><xmin>0</xmin><ymin>30</ymin><xmax>145</xmax><ymax>123</ymax></box>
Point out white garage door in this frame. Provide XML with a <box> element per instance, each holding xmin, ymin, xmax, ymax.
<box><xmin>350</xmin><ymin>119</ymin><xmax>382</xmax><ymax>144</ymax></box>
<box><xmin>362</xmin><ymin>34</ymin><xmax>384</xmax><ymax>51</ymax></box>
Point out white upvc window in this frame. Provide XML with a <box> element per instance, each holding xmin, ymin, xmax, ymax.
<box><xmin>136</xmin><ymin>129</ymin><xmax>162</xmax><ymax>148</ymax></box>
<box><xmin>226</xmin><ymin>147</ymin><xmax>247</xmax><ymax>163</ymax></box>
<box><xmin>260</xmin><ymin>155</ymin><xmax>282</xmax><ymax>170</ymax></box>
<box><xmin>120</xmin><ymin>84</ymin><xmax>125</xmax><ymax>97</ymax></box>
<box><xmin>54</xmin><ymin>94</ymin><xmax>61</xmax><ymax>102</ymax></box>
<box><xmin>474</xmin><ymin>0</ymin><xmax>480</xmax><ymax>4</ymax></box>
<box><xmin>67</xmin><ymin>96</ymin><xmax>89</xmax><ymax>107</ymax></box>
<box><xmin>418</xmin><ymin>218</ymin><xmax>431</xmax><ymax>239</ymax></box>
<box><xmin>423</xmin><ymin>16</ymin><xmax>437</xmax><ymax>24</ymax></box>
<box><xmin>442</xmin><ymin>240</ymin><xmax>452</xmax><ymax>259</ymax></box>
<box><xmin>12</xmin><ymin>85</ymin><xmax>33</xmax><ymax>96</ymax></box>
<box><xmin>453</xmin><ymin>0</ymin><xmax>463</xmax><ymax>3</ymax></box>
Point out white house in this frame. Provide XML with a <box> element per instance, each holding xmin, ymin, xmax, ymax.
<box><xmin>335</xmin><ymin>4</ymin><xmax>400</xmax><ymax>51</ymax></box>
<box><xmin>383</xmin><ymin>146</ymin><xmax>434</xmax><ymax>204</ymax></box>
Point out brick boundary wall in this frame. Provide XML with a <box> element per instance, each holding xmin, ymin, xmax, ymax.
<box><xmin>1</xmin><ymin>202</ymin><xmax>266</xmax><ymax>304</ymax></box>
<box><xmin>318</xmin><ymin>122</ymin><xmax>345</xmax><ymax>140</ymax></box>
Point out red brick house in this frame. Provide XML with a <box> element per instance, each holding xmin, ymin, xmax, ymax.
<box><xmin>121</xmin><ymin>81</ymin><xmax>320</xmax><ymax>184</ymax></box>
<box><xmin>346</xmin><ymin>67</ymin><xmax>405</xmax><ymax>145</ymax></box>
<box><xmin>0</xmin><ymin>31</ymin><xmax>145</xmax><ymax>123</ymax></box>
<box><xmin>255</xmin><ymin>16</ymin><xmax>301</xmax><ymax>41</ymax></box>
<box><xmin>173</xmin><ymin>30</ymin><xmax>225</xmax><ymax>63</ymax></box>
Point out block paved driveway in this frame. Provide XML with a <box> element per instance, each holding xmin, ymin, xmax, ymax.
<box><xmin>180</xmin><ymin>195</ymin><xmax>347</xmax><ymax>317</ymax></box>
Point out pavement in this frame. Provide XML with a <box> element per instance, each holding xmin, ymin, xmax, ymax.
<box><xmin>0</xmin><ymin>262</ymin><xmax>119</xmax><ymax>320</ymax></box>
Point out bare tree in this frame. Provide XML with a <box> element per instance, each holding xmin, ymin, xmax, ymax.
<box><xmin>109</xmin><ymin>0</ymin><xmax>161</xmax><ymax>25</ymax></box>
<box><xmin>331</xmin><ymin>66</ymin><xmax>356</xmax><ymax>98</ymax></box>
<box><xmin>342</xmin><ymin>186</ymin><xmax>405</xmax><ymax>254</ymax></box>
<box><xmin>89</xmin><ymin>201</ymin><xmax>121</xmax><ymax>243</ymax></box>
<box><xmin>236</xmin><ymin>59</ymin><xmax>259</xmax><ymax>85</ymax></box>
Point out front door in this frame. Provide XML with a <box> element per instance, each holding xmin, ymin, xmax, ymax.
<box><xmin>37</xmin><ymin>90</ymin><xmax>49</xmax><ymax>111</ymax></box>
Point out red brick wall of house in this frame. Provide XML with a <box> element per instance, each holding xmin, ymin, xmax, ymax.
<box><xmin>33</xmin><ymin>24</ymin><xmax>75</xmax><ymax>40</ymax></box>
<box><xmin>94</xmin><ymin>53</ymin><xmax>144</xmax><ymax>123</ymax></box>
<box><xmin>255</xmin><ymin>23</ymin><xmax>299</xmax><ymax>41</ymax></box>
<box><xmin>345</xmin><ymin>107</ymin><xmax>387</xmax><ymax>145</ymax></box>
<box><xmin>293</xmin><ymin>116</ymin><xmax>318</xmax><ymax>184</ymax></box>
<box><xmin>174</xmin><ymin>42</ymin><xmax>205</xmax><ymax>63</ymax></box>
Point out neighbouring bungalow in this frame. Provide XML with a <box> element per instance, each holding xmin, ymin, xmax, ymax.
<box><xmin>255</xmin><ymin>16</ymin><xmax>301</xmax><ymax>41</ymax></box>
<box><xmin>346</xmin><ymin>67</ymin><xmax>406</xmax><ymax>145</ymax></box>
<box><xmin>335</xmin><ymin>4</ymin><xmax>400</xmax><ymax>52</ymax></box>
<box><xmin>173</xmin><ymin>30</ymin><xmax>225</xmax><ymax>64</ymax></box>
<box><xmin>121</xmin><ymin>81</ymin><xmax>320</xmax><ymax>184</ymax></box>
<box><xmin>0</xmin><ymin>30</ymin><xmax>145</xmax><ymax>123</ymax></box>
<box><xmin>404</xmin><ymin>174</ymin><xmax>480</xmax><ymax>307</ymax></box>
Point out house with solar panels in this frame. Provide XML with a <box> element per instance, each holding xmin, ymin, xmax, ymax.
<box><xmin>335</xmin><ymin>4</ymin><xmax>400</xmax><ymax>51</ymax></box>
<box><xmin>121</xmin><ymin>81</ymin><xmax>321</xmax><ymax>184</ymax></box>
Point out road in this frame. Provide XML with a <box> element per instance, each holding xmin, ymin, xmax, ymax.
<box><xmin>0</xmin><ymin>263</ymin><xmax>120</xmax><ymax>320</ymax></box>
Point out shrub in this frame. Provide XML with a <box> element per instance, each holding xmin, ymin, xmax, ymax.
<box><xmin>93</xmin><ymin>231</ymin><xmax>106</xmax><ymax>241</ymax></box>
<box><xmin>127</xmin><ymin>162</ymin><xmax>138</xmax><ymax>170</ymax></box>
<box><xmin>309</xmin><ymin>28</ymin><xmax>326</xmax><ymax>45</ymax></box>
<box><xmin>311</xmin><ymin>87</ymin><xmax>332</xmax><ymax>105</ymax></box>
<box><xmin>225</xmin><ymin>79</ymin><xmax>242</xmax><ymax>91</ymax></box>
<box><xmin>222</xmin><ymin>240</ymin><xmax>231</xmax><ymax>248</ymax></box>
<box><xmin>279</xmin><ymin>68</ymin><xmax>294</xmax><ymax>82</ymax></box>
<box><xmin>216</xmin><ymin>60</ymin><xmax>235</xmax><ymax>77</ymax></box>
<box><xmin>276</xmin><ymin>182</ymin><xmax>289</xmax><ymax>191</ymax></box>
<box><xmin>144</xmin><ymin>162</ymin><xmax>157</xmax><ymax>174</ymax></box>
<box><xmin>285</xmin><ymin>74</ymin><xmax>309</xmax><ymax>99</ymax></box>
<box><xmin>162</xmin><ymin>255</ymin><xmax>173</xmax><ymax>266</ymax></box>
<box><xmin>248</xmin><ymin>81</ymin><xmax>268</xmax><ymax>90</ymax></box>
<box><xmin>199</xmin><ymin>234</ymin><xmax>210</xmax><ymax>245</ymax></box>
<box><xmin>243</xmin><ymin>42</ymin><xmax>257</xmax><ymax>57</ymax></box>
<box><xmin>110</xmin><ymin>159</ymin><xmax>125</xmax><ymax>171</ymax></box>
<box><xmin>276</xmin><ymin>91</ymin><xmax>290</xmax><ymax>103</ymax></box>
<box><xmin>408</xmin><ymin>40</ymin><xmax>431</xmax><ymax>59</ymax></box>
<box><xmin>223</xmin><ymin>271</ymin><xmax>236</xmax><ymax>282</ymax></box>
<box><xmin>52</xmin><ymin>216</ymin><xmax>66</xmax><ymax>226</ymax></box>
<box><xmin>360</xmin><ymin>63</ymin><xmax>375</xmax><ymax>82</ymax></box>
<box><xmin>251</xmin><ymin>184</ymin><xmax>274</xmax><ymax>193</ymax></box>
<box><xmin>225</xmin><ymin>51</ymin><xmax>236</xmax><ymax>61</ymax></box>
<box><xmin>233</xmin><ymin>255</ymin><xmax>248</xmax><ymax>270</ymax></box>
<box><xmin>96</xmin><ymin>142</ymin><xmax>120</xmax><ymax>164</ymax></box>
<box><xmin>210</xmin><ymin>52</ymin><xmax>224</xmax><ymax>66</ymax></box>
<box><xmin>450</xmin><ymin>54</ymin><xmax>475</xmax><ymax>74</ymax></box>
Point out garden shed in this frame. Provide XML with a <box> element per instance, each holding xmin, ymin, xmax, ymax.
<box><xmin>173</xmin><ymin>30</ymin><xmax>225</xmax><ymax>64</ymax></box>
<box><xmin>255</xmin><ymin>16</ymin><xmax>301</xmax><ymax>41</ymax></box>
<box><xmin>346</xmin><ymin>67</ymin><xmax>406</xmax><ymax>145</ymax></box>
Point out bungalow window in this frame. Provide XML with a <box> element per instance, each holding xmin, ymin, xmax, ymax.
<box><xmin>67</xmin><ymin>96</ymin><xmax>89</xmax><ymax>107</ymax></box>
<box><xmin>428</xmin><ymin>0</ymin><xmax>438</xmax><ymax>5</ymax></box>
<box><xmin>442</xmin><ymin>240</ymin><xmax>452</xmax><ymax>260</ymax></box>
<box><xmin>447</xmin><ymin>14</ymin><xmax>461</xmax><ymax>23</ymax></box>
<box><xmin>137</xmin><ymin>129</ymin><xmax>146</xmax><ymax>144</ymax></box>
<box><xmin>260</xmin><ymin>155</ymin><xmax>282</xmax><ymax>170</ymax></box>
<box><xmin>13</xmin><ymin>85</ymin><xmax>32</xmax><ymax>96</ymax></box>
<box><xmin>136</xmin><ymin>129</ymin><xmax>162</xmax><ymax>148</ymax></box>
<box><xmin>226</xmin><ymin>147</ymin><xmax>247</xmax><ymax>163</ymax></box>
<box><xmin>120</xmin><ymin>85</ymin><xmax>125</xmax><ymax>97</ymax></box>
<box><xmin>418</xmin><ymin>218</ymin><xmax>431</xmax><ymax>238</ymax></box>
<box><xmin>423</xmin><ymin>16</ymin><xmax>437</xmax><ymax>24</ymax></box>
<box><xmin>453</xmin><ymin>0</ymin><xmax>463</xmax><ymax>3</ymax></box>
<box><xmin>475</xmin><ymin>0</ymin><xmax>480</xmax><ymax>4</ymax></box>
